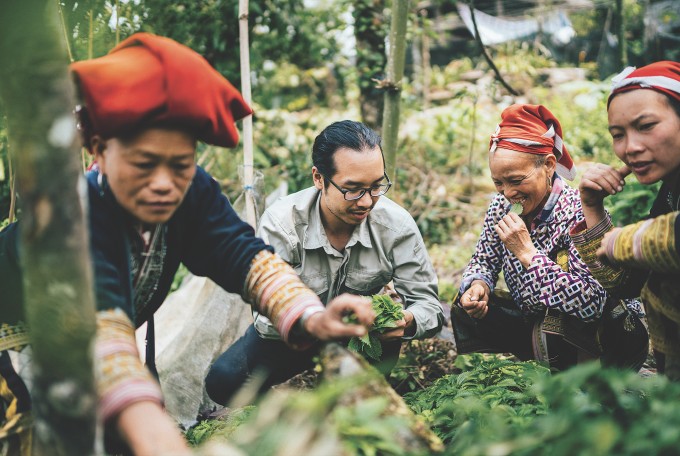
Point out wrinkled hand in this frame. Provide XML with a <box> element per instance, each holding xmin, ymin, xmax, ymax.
<box><xmin>117</xmin><ymin>401</ymin><xmax>192</xmax><ymax>456</ymax></box>
<box><xmin>495</xmin><ymin>213</ymin><xmax>538</xmax><ymax>267</ymax></box>
<box><xmin>379</xmin><ymin>310</ymin><xmax>414</xmax><ymax>340</ymax></box>
<box><xmin>596</xmin><ymin>227</ymin><xmax>622</xmax><ymax>264</ymax></box>
<box><xmin>304</xmin><ymin>293</ymin><xmax>375</xmax><ymax>341</ymax></box>
<box><xmin>580</xmin><ymin>164</ymin><xmax>630</xmax><ymax>208</ymax></box>
<box><xmin>460</xmin><ymin>280</ymin><xmax>490</xmax><ymax>319</ymax></box>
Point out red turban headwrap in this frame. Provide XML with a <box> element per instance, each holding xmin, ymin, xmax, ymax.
<box><xmin>489</xmin><ymin>104</ymin><xmax>576</xmax><ymax>181</ymax></box>
<box><xmin>608</xmin><ymin>60</ymin><xmax>680</xmax><ymax>107</ymax></box>
<box><xmin>70</xmin><ymin>33</ymin><xmax>252</xmax><ymax>149</ymax></box>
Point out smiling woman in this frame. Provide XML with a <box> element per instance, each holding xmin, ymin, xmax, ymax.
<box><xmin>451</xmin><ymin>104</ymin><xmax>648</xmax><ymax>372</ymax></box>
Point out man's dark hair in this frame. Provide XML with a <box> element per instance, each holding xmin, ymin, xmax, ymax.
<box><xmin>312</xmin><ymin>120</ymin><xmax>383</xmax><ymax>179</ymax></box>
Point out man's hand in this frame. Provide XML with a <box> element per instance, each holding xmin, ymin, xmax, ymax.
<box><xmin>304</xmin><ymin>293</ymin><xmax>375</xmax><ymax>340</ymax></box>
<box><xmin>460</xmin><ymin>280</ymin><xmax>490</xmax><ymax>319</ymax></box>
<box><xmin>495</xmin><ymin>213</ymin><xmax>538</xmax><ymax>268</ymax></box>
<box><xmin>379</xmin><ymin>310</ymin><xmax>414</xmax><ymax>340</ymax></box>
<box><xmin>116</xmin><ymin>401</ymin><xmax>191</xmax><ymax>456</ymax></box>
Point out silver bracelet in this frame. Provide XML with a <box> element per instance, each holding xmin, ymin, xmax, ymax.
<box><xmin>299</xmin><ymin>307</ymin><xmax>324</xmax><ymax>335</ymax></box>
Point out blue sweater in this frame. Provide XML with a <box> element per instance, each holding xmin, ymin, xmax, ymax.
<box><xmin>1</xmin><ymin>166</ymin><xmax>272</xmax><ymax>327</ymax></box>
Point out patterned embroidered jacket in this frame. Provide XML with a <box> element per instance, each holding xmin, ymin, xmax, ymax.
<box><xmin>571</xmin><ymin>177</ymin><xmax>680</xmax><ymax>363</ymax></box>
<box><xmin>460</xmin><ymin>176</ymin><xmax>643</xmax><ymax>321</ymax></box>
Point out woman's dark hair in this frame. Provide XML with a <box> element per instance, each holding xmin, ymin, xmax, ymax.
<box><xmin>312</xmin><ymin>120</ymin><xmax>383</xmax><ymax>179</ymax></box>
<box><xmin>664</xmin><ymin>93</ymin><xmax>680</xmax><ymax>120</ymax></box>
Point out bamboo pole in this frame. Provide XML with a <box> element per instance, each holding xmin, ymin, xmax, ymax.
<box><xmin>8</xmin><ymin>147</ymin><xmax>15</xmax><ymax>223</ymax></box>
<box><xmin>381</xmin><ymin>0</ymin><xmax>410</xmax><ymax>185</ymax></box>
<box><xmin>0</xmin><ymin>0</ymin><xmax>97</xmax><ymax>453</ymax></box>
<box><xmin>239</xmin><ymin>0</ymin><xmax>256</xmax><ymax>228</ymax></box>
<box><xmin>115</xmin><ymin>0</ymin><xmax>120</xmax><ymax>45</ymax></box>
<box><xmin>88</xmin><ymin>9</ymin><xmax>94</xmax><ymax>59</ymax></box>
<box><xmin>55</xmin><ymin>0</ymin><xmax>74</xmax><ymax>62</ymax></box>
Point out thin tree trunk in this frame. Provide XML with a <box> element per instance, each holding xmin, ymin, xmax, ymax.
<box><xmin>354</xmin><ymin>0</ymin><xmax>387</xmax><ymax>131</ymax></box>
<box><xmin>8</xmin><ymin>149</ymin><xmax>16</xmax><ymax>223</ymax></box>
<box><xmin>421</xmin><ymin>8</ymin><xmax>431</xmax><ymax>110</ymax></box>
<box><xmin>0</xmin><ymin>1</ymin><xmax>97</xmax><ymax>454</ymax></box>
<box><xmin>615</xmin><ymin>0</ymin><xmax>627</xmax><ymax>68</ymax></box>
<box><xmin>239</xmin><ymin>0</ymin><xmax>256</xmax><ymax>229</ymax></box>
<box><xmin>381</xmin><ymin>0</ymin><xmax>410</xmax><ymax>183</ymax></box>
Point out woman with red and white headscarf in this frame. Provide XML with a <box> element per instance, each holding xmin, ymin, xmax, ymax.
<box><xmin>572</xmin><ymin>61</ymin><xmax>680</xmax><ymax>380</ymax></box>
<box><xmin>453</xmin><ymin>104</ymin><xmax>647</xmax><ymax>371</ymax></box>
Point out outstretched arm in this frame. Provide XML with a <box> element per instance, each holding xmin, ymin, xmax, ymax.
<box><xmin>244</xmin><ymin>250</ymin><xmax>374</xmax><ymax>347</ymax></box>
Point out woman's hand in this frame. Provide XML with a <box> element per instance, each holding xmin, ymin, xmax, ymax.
<box><xmin>495</xmin><ymin>213</ymin><xmax>538</xmax><ymax>268</ymax></box>
<box><xmin>596</xmin><ymin>227</ymin><xmax>621</xmax><ymax>264</ymax></box>
<box><xmin>579</xmin><ymin>164</ymin><xmax>630</xmax><ymax>227</ymax></box>
<box><xmin>116</xmin><ymin>401</ymin><xmax>191</xmax><ymax>456</ymax></box>
<box><xmin>304</xmin><ymin>294</ymin><xmax>375</xmax><ymax>340</ymax></box>
<box><xmin>460</xmin><ymin>280</ymin><xmax>490</xmax><ymax>319</ymax></box>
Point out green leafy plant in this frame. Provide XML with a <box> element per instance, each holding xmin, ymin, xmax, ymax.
<box><xmin>347</xmin><ymin>294</ymin><xmax>404</xmax><ymax>361</ymax></box>
<box><xmin>185</xmin><ymin>406</ymin><xmax>255</xmax><ymax>446</ymax></box>
<box><xmin>405</xmin><ymin>354</ymin><xmax>550</xmax><ymax>447</ymax></box>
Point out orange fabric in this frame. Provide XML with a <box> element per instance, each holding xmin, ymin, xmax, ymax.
<box><xmin>609</xmin><ymin>61</ymin><xmax>680</xmax><ymax>106</ymax></box>
<box><xmin>70</xmin><ymin>33</ymin><xmax>252</xmax><ymax>149</ymax></box>
<box><xmin>490</xmin><ymin>104</ymin><xmax>575</xmax><ymax>180</ymax></box>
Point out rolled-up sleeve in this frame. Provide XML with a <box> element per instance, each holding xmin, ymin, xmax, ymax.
<box><xmin>391</xmin><ymin>220</ymin><xmax>443</xmax><ymax>339</ymax></box>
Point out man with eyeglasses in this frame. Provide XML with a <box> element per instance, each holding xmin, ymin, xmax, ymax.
<box><xmin>206</xmin><ymin>120</ymin><xmax>444</xmax><ymax>405</ymax></box>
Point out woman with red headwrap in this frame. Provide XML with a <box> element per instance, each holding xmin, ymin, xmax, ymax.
<box><xmin>452</xmin><ymin>104</ymin><xmax>648</xmax><ymax>371</ymax></box>
<box><xmin>0</xmin><ymin>33</ymin><xmax>375</xmax><ymax>454</ymax></box>
<box><xmin>571</xmin><ymin>61</ymin><xmax>680</xmax><ymax>380</ymax></box>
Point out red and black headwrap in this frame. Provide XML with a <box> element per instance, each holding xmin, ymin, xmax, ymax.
<box><xmin>70</xmin><ymin>33</ymin><xmax>252</xmax><ymax>150</ymax></box>
<box><xmin>489</xmin><ymin>104</ymin><xmax>576</xmax><ymax>181</ymax></box>
<box><xmin>609</xmin><ymin>60</ymin><xmax>680</xmax><ymax>107</ymax></box>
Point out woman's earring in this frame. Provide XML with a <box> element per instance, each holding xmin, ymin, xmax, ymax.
<box><xmin>97</xmin><ymin>172</ymin><xmax>106</xmax><ymax>197</ymax></box>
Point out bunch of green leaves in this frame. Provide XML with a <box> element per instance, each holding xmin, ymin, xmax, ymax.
<box><xmin>405</xmin><ymin>354</ymin><xmax>550</xmax><ymax>448</ymax></box>
<box><xmin>347</xmin><ymin>294</ymin><xmax>404</xmax><ymax>361</ymax></box>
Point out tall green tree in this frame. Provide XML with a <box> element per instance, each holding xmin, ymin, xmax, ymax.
<box><xmin>381</xmin><ymin>0</ymin><xmax>409</xmax><ymax>181</ymax></box>
<box><xmin>0</xmin><ymin>1</ymin><xmax>97</xmax><ymax>454</ymax></box>
<box><xmin>353</xmin><ymin>0</ymin><xmax>387</xmax><ymax>130</ymax></box>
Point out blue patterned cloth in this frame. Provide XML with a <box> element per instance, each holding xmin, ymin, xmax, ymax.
<box><xmin>459</xmin><ymin>175</ymin><xmax>643</xmax><ymax>321</ymax></box>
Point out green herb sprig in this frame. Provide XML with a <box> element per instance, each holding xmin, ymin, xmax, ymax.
<box><xmin>346</xmin><ymin>294</ymin><xmax>404</xmax><ymax>361</ymax></box>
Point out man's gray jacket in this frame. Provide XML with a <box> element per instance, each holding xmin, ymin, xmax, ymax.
<box><xmin>253</xmin><ymin>187</ymin><xmax>444</xmax><ymax>340</ymax></box>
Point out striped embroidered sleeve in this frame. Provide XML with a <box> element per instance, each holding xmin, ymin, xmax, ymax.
<box><xmin>570</xmin><ymin>216</ymin><xmax>647</xmax><ymax>298</ymax></box>
<box><xmin>605</xmin><ymin>212</ymin><xmax>680</xmax><ymax>272</ymax></box>
<box><xmin>95</xmin><ymin>309</ymin><xmax>163</xmax><ymax>423</ymax></box>
<box><xmin>243</xmin><ymin>250</ymin><xmax>325</xmax><ymax>347</ymax></box>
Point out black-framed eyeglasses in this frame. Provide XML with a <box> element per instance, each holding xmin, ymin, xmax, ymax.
<box><xmin>322</xmin><ymin>173</ymin><xmax>392</xmax><ymax>201</ymax></box>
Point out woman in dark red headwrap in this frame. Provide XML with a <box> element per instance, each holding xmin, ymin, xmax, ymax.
<box><xmin>452</xmin><ymin>104</ymin><xmax>648</xmax><ymax>371</ymax></box>
<box><xmin>0</xmin><ymin>33</ymin><xmax>375</xmax><ymax>454</ymax></box>
<box><xmin>571</xmin><ymin>61</ymin><xmax>680</xmax><ymax>381</ymax></box>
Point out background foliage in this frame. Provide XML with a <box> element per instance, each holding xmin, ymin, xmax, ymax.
<box><xmin>0</xmin><ymin>0</ymin><xmax>674</xmax><ymax>290</ymax></box>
